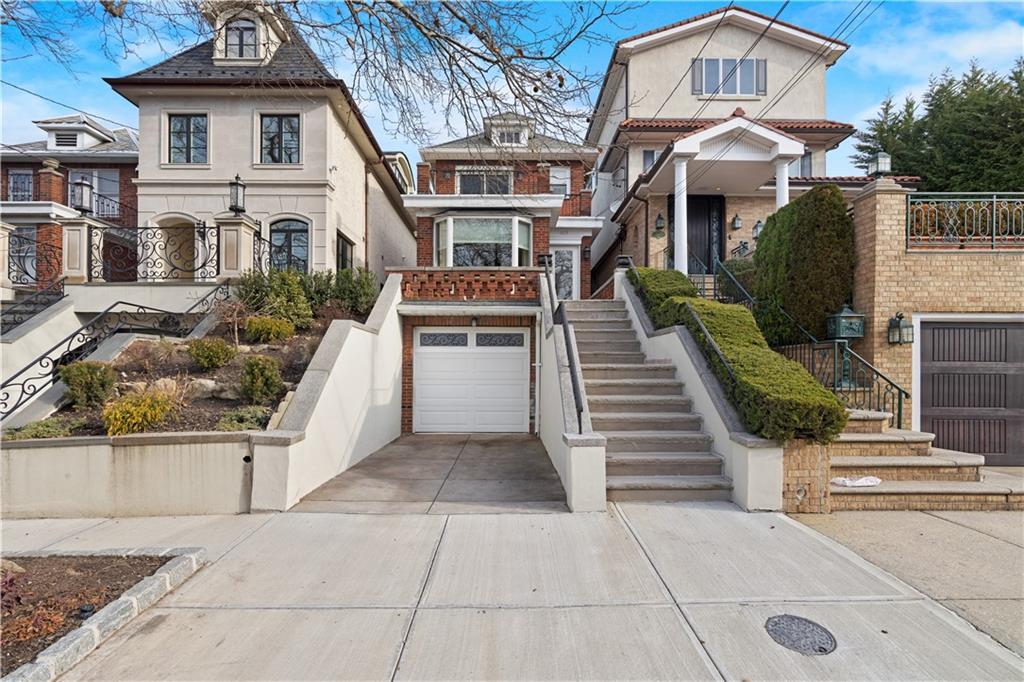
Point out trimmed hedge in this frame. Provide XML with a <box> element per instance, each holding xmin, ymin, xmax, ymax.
<box><xmin>653</xmin><ymin>296</ymin><xmax>847</xmax><ymax>443</ymax></box>
<box><xmin>717</xmin><ymin>258</ymin><xmax>756</xmax><ymax>302</ymax></box>
<box><xmin>626</xmin><ymin>267</ymin><xmax>697</xmax><ymax>311</ymax></box>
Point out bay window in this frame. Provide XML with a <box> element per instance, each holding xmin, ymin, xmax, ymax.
<box><xmin>433</xmin><ymin>216</ymin><xmax>533</xmax><ymax>267</ymax></box>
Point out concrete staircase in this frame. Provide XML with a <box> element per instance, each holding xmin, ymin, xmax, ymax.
<box><xmin>829</xmin><ymin>411</ymin><xmax>1021</xmax><ymax>511</ymax></box>
<box><xmin>1</xmin><ymin>286</ymin><xmax>65</xmax><ymax>333</ymax></box>
<box><xmin>564</xmin><ymin>299</ymin><xmax>732</xmax><ymax>501</ymax></box>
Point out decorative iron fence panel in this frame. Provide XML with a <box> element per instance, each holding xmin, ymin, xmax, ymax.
<box><xmin>88</xmin><ymin>224</ymin><xmax>220</xmax><ymax>281</ymax></box>
<box><xmin>8</xmin><ymin>232</ymin><xmax>61</xmax><ymax>286</ymax></box>
<box><xmin>907</xmin><ymin>193</ymin><xmax>1024</xmax><ymax>250</ymax></box>
<box><xmin>253</xmin><ymin>231</ymin><xmax>271</xmax><ymax>275</ymax></box>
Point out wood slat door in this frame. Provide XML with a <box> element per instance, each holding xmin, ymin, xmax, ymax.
<box><xmin>920</xmin><ymin>321</ymin><xmax>1024</xmax><ymax>465</ymax></box>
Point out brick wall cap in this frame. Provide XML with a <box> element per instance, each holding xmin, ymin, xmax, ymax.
<box><xmin>387</xmin><ymin>266</ymin><xmax>544</xmax><ymax>272</ymax></box>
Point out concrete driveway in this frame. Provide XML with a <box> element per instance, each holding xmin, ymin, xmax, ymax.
<box><xmin>4</xmin><ymin>501</ymin><xmax>1022</xmax><ymax>680</ymax></box>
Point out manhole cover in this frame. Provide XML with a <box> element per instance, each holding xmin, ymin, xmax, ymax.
<box><xmin>764</xmin><ymin>614</ymin><xmax>836</xmax><ymax>656</ymax></box>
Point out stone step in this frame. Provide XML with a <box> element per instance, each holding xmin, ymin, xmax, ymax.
<box><xmin>564</xmin><ymin>311</ymin><xmax>629</xmax><ymax>322</ymax></box>
<box><xmin>603</xmin><ymin>430</ymin><xmax>714</xmax><ymax>453</ymax></box>
<box><xmin>591</xmin><ymin>412</ymin><xmax>703</xmax><ymax>432</ymax></box>
<box><xmin>828</xmin><ymin>429</ymin><xmax>935</xmax><ymax>457</ymax></box>
<box><xmin>584</xmin><ymin>379</ymin><xmax>685</xmax><ymax>396</ymax></box>
<box><xmin>563</xmin><ymin>300</ymin><xmax>626</xmax><ymax>311</ymax></box>
<box><xmin>843</xmin><ymin>409</ymin><xmax>893</xmax><ymax>434</ymax></box>
<box><xmin>830</xmin><ymin>450</ymin><xmax>985</xmax><ymax>482</ymax></box>
<box><xmin>587</xmin><ymin>394</ymin><xmax>692</xmax><ymax>413</ymax></box>
<box><xmin>578</xmin><ymin>351</ymin><xmax>646</xmax><ymax>365</ymax></box>
<box><xmin>830</xmin><ymin>478</ymin><xmax>1021</xmax><ymax>511</ymax></box>
<box><xmin>574</xmin><ymin>330</ymin><xmax>639</xmax><ymax>343</ymax></box>
<box><xmin>581</xmin><ymin>364</ymin><xmax>677</xmax><ymax>381</ymax></box>
<box><xmin>606</xmin><ymin>452</ymin><xmax>723</xmax><ymax>477</ymax></box>
<box><xmin>576</xmin><ymin>340</ymin><xmax>642</xmax><ymax>354</ymax></box>
<box><xmin>606</xmin><ymin>475</ymin><xmax>733</xmax><ymax>502</ymax></box>
<box><xmin>570</xmin><ymin>319</ymin><xmax>632</xmax><ymax>331</ymax></box>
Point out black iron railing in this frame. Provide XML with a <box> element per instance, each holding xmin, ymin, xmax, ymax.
<box><xmin>541</xmin><ymin>254</ymin><xmax>584</xmax><ymax>433</ymax></box>
<box><xmin>87</xmin><ymin>223</ymin><xmax>219</xmax><ymax>281</ymax></box>
<box><xmin>0</xmin><ymin>277</ymin><xmax>67</xmax><ymax>334</ymax></box>
<box><xmin>907</xmin><ymin>193</ymin><xmax>1024</xmax><ymax>250</ymax></box>
<box><xmin>8</xmin><ymin>232</ymin><xmax>62</xmax><ymax>287</ymax></box>
<box><xmin>0</xmin><ymin>285</ymin><xmax>230</xmax><ymax>421</ymax></box>
<box><xmin>253</xmin><ymin>231</ymin><xmax>271</xmax><ymax>275</ymax></box>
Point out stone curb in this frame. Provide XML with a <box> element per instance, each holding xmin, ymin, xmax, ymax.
<box><xmin>1</xmin><ymin>547</ymin><xmax>206</xmax><ymax>682</ymax></box>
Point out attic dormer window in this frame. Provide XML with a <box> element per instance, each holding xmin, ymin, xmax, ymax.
<box><xmin>226</xmin><ymin>19</ymin><xmax>257</xmax><ymax>58</ymax></box>
<box><xmin>495</xmin><ymin>130</ymin><xmax>522</xmax><ymax>146</ymax></box>
<box><xmin>55</xmin><ymin>132</ymin><xmax>78</xmax><ymax>147</ymax></box>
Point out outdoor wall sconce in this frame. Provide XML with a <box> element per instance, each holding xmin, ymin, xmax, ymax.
<box><xmin>752</xmin><ymin>219</ymin><xmax>764</xmax><ymax>240</ymax></box>
<box><xmin>228</xmin><ymin>174</ymin><xmax>246</xmax><ymax>215</ymax></box>
<box><xmin>888</xmin><ymin>312</ymin><xmax>914</xmax><ymax>345</ymax></box>
<box><xmin>826</xmin><ymin>304</ymin><xmax>865</xmax><ymax>340</ymax></box>
<box><xmin>70</xmin><ymin>177</ymin><xmax>93</xmax><ymax>214</ymax></box>
<box><xmin>867</xmin><ymin>151</ymin><xmax>891</xmax><ymax>178</ymax></box>
<box><xmin>730</xmin><ymin>213</ymin><xmax>743</xmax><ymax>230</ymax></box>
<box><xmin>652</xmin><ymin>213</ymin><xmax>666</xmax><ymax>239</ymax></box>
<box><xmin>582</xmin><ymin>245</ymin><xmax>591</xmax><ymax>260</ymax></box>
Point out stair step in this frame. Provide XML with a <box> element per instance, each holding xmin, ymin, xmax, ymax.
<box><xmin>603</xmin><ymin>430</ymin><xmax>714</xmax><ymax>453</ymax></box>
<box><xmin>607</xmin><ymin>475</ymin><xmax>732</xmax><ymax>501</ymax></box>
<box><xmin>606</xmin><ymin>452</ymin><xmax>723</xmax><ymax>476</ymax></box>
<box><xmin>578</xmin><ymin>351</ymin><xmax>646</xmax><ymax>364</ymax></box>
<box><xmin>830</xmin><ymin>478</ymin><xmax>1019</xmax><ymax>511</ymax></box>
<box><xmin>843</xmin><ymin>409</ymin><xmax>893</xmax><ymax>434</ymax></box>
<box><xmin>563</xmin><ymin>300</ymin><xmax>625</xmax><ymax>311</ymax></box>
<box><xmin>581</xmin><ymin>364</ymin><xmax>677</xmax><ymax>380</ymax></box>
<box><xmin>831</xmin><ymin>453</ymin><xmax>984</xmax><ymax>481</ymax></box>
<box><xmin>574</xmin><ymin>330</ymin><xmax>638</xmax><ymax>343</ymax></box>
<box><xmin>576</xmin><ymin>340</ymin><xmax>642</xmax><ymax>354</ymax></box>
<box><xmin>570</xmin><ymin>319</ymin><xmax>632</xmax><ymax>331</ymax></box>
<box><xmin>585</xmin><ymin>379</ymin><xmax>685</xmax><ymax>396</ymax></box>
<box><xmin>829</xmin><ymin>429</ymin><xmax>935</xmax><ymax>457</ymax></box>
<box><xmin>591</xmin><ymin>412</ymin><xmax>702</xmax><ymax>432</ymax></box>
<box><xmin>587</xmin><ymin>395</ymin><xmax>692</xmax><ymax>413</ymax></box>
<box><xmin>564</xmin><ymin>311</ymin><xmax>629</xmax><ymax>322</ymax></box>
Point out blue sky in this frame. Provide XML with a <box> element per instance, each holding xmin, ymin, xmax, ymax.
<box><xmin>2</xmin><ymin>1</ymin><xmax>1022</xmax><ymax>176</ymax></box>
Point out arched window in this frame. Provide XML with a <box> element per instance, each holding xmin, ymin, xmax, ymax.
<box><xmin>270</xmin><ymin>219</ymin><xmax>309</xmax><ymax>272</ymax></box>
<box><xmin>225</xmin><ymin>19</ymin><xmax>257</xmax><ymax>59</ymax></box>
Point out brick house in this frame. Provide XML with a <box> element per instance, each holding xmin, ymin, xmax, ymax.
<box><xmin>393</xmin><ymin>113</ymin><xmax>600</xmax><ymax>433</ymax></box>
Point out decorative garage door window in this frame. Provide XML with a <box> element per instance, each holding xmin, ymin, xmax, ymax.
<box><xmin>419</xmin><ymin>332</ymin><xmax>468</xmax><ymax>347</ymax></box>
<box><xmin>476</xmin><ymin>333</ymin><xmax>525</xmax><ymax>347</ymax></box>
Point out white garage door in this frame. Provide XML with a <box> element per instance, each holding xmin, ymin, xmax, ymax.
<box><xmin>413</xmin><ymin>328</ymin><xmax>530</xmax><ymax>433</ymax></box>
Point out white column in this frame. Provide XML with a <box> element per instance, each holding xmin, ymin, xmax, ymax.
<box><xmin>445</xmin><ymin>216</ymin><xmax>454</xmax><ymax>267</ymax></box>
<box><xmin>673</xmin><ymin>158</ymin><xmax>688</xmax><ymax>274</ymax></box>
<box><xmin>0</xmin><ymin>222</ymin><xmax>14</xmax><ymax>300</ymax></box>
<box><xmin>775</xmin><ymin>159</ymin><xmax>790</xmax><ymax>209</ymax></box>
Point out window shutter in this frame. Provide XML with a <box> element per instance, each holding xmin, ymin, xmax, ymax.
<box><xmin>691</xmin><ymin>59</ymin><xmax>703</xmax><ymax>95</ymax></box>
<box><xmin>756</xmin><ymin>59</ymin><xmax>767</xmax><ymax>95</ymax></box>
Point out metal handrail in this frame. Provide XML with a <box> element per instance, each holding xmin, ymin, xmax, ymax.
<box><xmin>906</xmin><ymin>192</ymin><xmax>1024</xmax><ymax>250</ymax></box>
<box><xmin>87</xmin><ymin>223</ymin><xmax>220</xmax><ymax>281</ymax></box>
<box><xmin>0</xmin><ymin>277</ymin><xmax>67</xmax><ymax>333</ymax></box>
<box><xmin>540</xmin><ymin>255</ymin><xmax>584</xmax><ymax>433</ymax></box>
<box><xmin>8</xmin><ymin>232</ymin><xmax>62</xmax><ymax>287</ymax></box>
<box><xmin>0</xmin><ymin>284</ymin><xmax>230</xmax><ymax>421</ymax></box>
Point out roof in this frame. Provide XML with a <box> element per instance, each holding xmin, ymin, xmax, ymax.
<box><xmin>421</xmin><ymin>130</ymin><xmax>595</xmax><ymax>155</ymax></box>
<box><xmin>618</xmin><ymin>117</ymin><xmax>855</xmax><ymax>133</ymax></box>
<box><xmin>1</xmin><ymin>128</ymin><xmax>139</xmax><ymax>157</ymax></box>
<box><xmin>786</xmin><ymin>175</ymin><xmax>922</xmax><ymax>186</ymax></box>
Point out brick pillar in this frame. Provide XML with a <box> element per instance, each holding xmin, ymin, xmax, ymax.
<box><xmin>535</xmin><ymin>162</ymin><xmax>551</xmax><ymax>194</ymax></box>
<box><xmin>35</xmin><ymin>159</ymin><xmax>65</xmax><ymax>286</ymax></box>
<box><xmin>416</xmin><ymin>163</ymin><xmax>432</xmax><ymax>194</ymax></box>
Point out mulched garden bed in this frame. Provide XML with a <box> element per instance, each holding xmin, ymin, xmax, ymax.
<box><xmin>1</xmin><ymin>555</ymin><xmax>168</xmax><ymax>675</ymax></box>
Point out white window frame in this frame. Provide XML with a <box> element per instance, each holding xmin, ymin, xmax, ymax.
<box><xmin>700</xmin><ymin>58</ymin><xmax>759</xmax><ymax>96</ymax></box>
<box><xmin>455</xmin><ymin>166</ymin><xmax>513</xmax><ymax>195</ymax></box>
<box><xmin>641</xmin><ymin>149</ymin><xmax>658</xmax><ymax>172</ymax></box>
<box><xmin>549</xmin><ymin>166</ymin><xmax>571</xmax><ymax>196</ymax></box>
<box><xmin>492</xmin><ymin>127</ymin><xmax>527</xmax><ymax>147</ymax></box>
<box><xmin>432</xmin><ymin>214</ymin><xmax>533</xmax><ymax>267</ymax></box>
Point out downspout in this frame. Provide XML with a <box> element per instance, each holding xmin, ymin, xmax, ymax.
<box><xmin>364</xmin><ymin>164</ymin><xmax>370</xmax><ymax>270</ymax></box>
<box><xmin>638</xmin><ymin>196</ymin><xmax>650</xmax><ymax>267</ymax></box>
<box><xmin>534</xmin><ymin>312</ymin><xmax>542</xmax><ymax>435</ymax></box>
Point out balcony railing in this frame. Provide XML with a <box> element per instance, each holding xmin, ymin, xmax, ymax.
<box><xmin>87</xmin><ymin>224</ymin><xmax>219</xmax><ymax>281</ymax></box>
<box><xmin>907</xmin><ymin>193</ymin><xmax>1024</xmax><ymax>250</ymax></box>
<box><xmin>8</xmin><ymin>232</ymin><xmax>62</xmax><ymax>287</ymax></box>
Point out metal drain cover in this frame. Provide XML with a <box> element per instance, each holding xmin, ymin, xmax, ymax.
<box><xmin>765</xmin><ymin>614</ymin><xmax>836</xmax><ymax>656</ymax></box>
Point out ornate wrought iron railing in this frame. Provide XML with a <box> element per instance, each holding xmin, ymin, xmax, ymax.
<box><xmin>87</xmin><ymin>223</ymin><xmax>220</xmax><ymax>282</ymax></box>
<box><xmin>541</xmin><ymin>254</ymin><xmax>584</xmax><ymax>433</ymax></box>
<box><xmin>8</xmin><ymin>232</ymin><xmax>62</xmax><ymax>287</ymax></box>
<box><xmin>907</xmin><ymin>193</ymin><xmax>1024</xmax><ymax>250</ymax></box>
<box><xmin>0</xmin><ymin>285</ymin><xmax>230</xmax><ymax>421</ymax></box>
<box><xmin>729</xmin><ymin>240</ymin><xmax>752</xmax><ymax>259</ymax></box>
<box><xmin>0</xmin><ymin>277</ymin><xmax>66</xmax><ymax>333</ymax></box>
<box><xmin>253</xmin><ymin>231</ymin><xmax>271</xmax><ymax>275</ymax></box>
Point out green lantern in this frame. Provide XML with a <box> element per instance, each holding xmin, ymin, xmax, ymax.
<box><xmin>826</xmin><ymin>304</ymin><xmax>865</xmax><ymax>340</ymax></box>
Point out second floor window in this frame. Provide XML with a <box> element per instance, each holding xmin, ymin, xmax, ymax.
<box><xmin>226</xmin><ymin>19</ymin><xmax>257</xmax><ymax>58</ymax></box>
<box><xmin>692</xmin><ymin>58</ymin><xmax>766</xmax><ymax>96</ymax></box>
<box><xmin>261</xmin><ymin>114</ymin><xmax>300</xmax><ymax>164</ymax></box>
<box><xmin>457</xmin><ymin>170</ymin><xmax>511</xmax><ymax>194</ymax></box>
<box><xmin>642</xmin><ymin>149</ymin><xmax>657</xmax><ymax>172</ymax></box>
<box><xmin>169</xmin><ymin>114</ymin><xmax>208</xmax><ymax>164</ymax></box>
<box><xmin>789</xmin><ymin>151</ymin><xmax>813</xmax><ymax>178</ymax></box>
<box><xmin>549</xmin><ymin>166</ymin><xmax>570</xmax><ymax>195</ymax></box>
<box><xmin>7</xmin><ymin>170</ymin><xmax>33</xmax><ymax>201</ymax></box>
<box><xmin>337</xmin><ymin>232</ymin><xmax>354</xmax><ymax>271</ymax></box>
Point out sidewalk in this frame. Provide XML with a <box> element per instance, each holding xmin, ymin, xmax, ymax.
<box><xmin>4</xmin><ymin>501</ymin><xmax>1021</xmax><ymax>680</ymax></box>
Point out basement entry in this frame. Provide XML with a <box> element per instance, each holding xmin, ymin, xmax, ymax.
<box><xmin>413</xmin><ymin>327</ymin><xmax>530</xmax><ymax>433</ymax></box>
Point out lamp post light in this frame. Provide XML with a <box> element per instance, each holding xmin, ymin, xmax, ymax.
<box><xmin>70</xmin><ymin>177</ymin><xmax>93</xmax><ymax>214</ymax></box>
<box><xmin>887</xmin><ymin>312</ymin><xmax>914</xmax><ymax>345</ymax></box>
<box><xmin>867</xmin><ymin>151</ymin><xmax>892</xmax><ymax>178</ymax></box>
<box><xmin>228</xmin><ymin>174</ymin><xmax>247</xmax><ymax>215</ymax></box>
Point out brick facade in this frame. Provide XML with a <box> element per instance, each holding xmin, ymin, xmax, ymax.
<box><xmin>392</xmin><ymin>268</ymin><xmax>541</xmax><ymax>303</ymax></box>
<box><xmin>0</xmin><ymin>161</ymin><xmax>138</xmax><ymax>227</ymax></box>
<box><xmin>782</xmin><ymin>440</ymin><xmax>830</xmax><ymax>513</ymax></box>
<box><xmin>723</xmin><ymin>194</ymin><xmax>776</xmax><ymax>258</ymax></box>
<box><xmin>400</xmin><ymin>314</ymin><xmax>537</xmax><ymax>434</ymax></box>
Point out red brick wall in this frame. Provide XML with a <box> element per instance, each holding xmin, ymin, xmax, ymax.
<box><xmin>34</xmin><ymin>222</ymin><xmax>63</xmax><ymax>286</ymax></box>
<box><xmin>414</xmin><ymin>216</ymin><xmax>550</xmax><ymax>268</ymax></box>
<box><xmin>394</xmin><ymin>268</ymin><xmax>541</xmax><ymax>302</ymax></box>
<box><xmin>591</xmin><ymin>276</ymin><xmax>615</xmax><ymax>299</ymax></box>
<box><xmin>401</xmin><ymin>315</ymin><xmax>537</xmax><ymax>434</ymax></box>
<box><xmin>1</xmin><ymin>161</ymin><xmax>137</xmax><ymax>226</ymax></box>
<box><xmin>580</xmin><ymin>235</ymin><xmax>593</xmax><ymax>299</ymax></box>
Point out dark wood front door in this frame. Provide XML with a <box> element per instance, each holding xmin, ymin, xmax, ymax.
<box><xmin>920</xmin><ymin>321</ymin><xmax>1024</xmax><ymax>465</ymax></box>
<box><xmin>687</xmin><ymin>195</ymin><xmax>724</xmax><ymax>271</ymax></box>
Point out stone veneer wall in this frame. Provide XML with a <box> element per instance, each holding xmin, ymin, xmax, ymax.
<box><xmin>782</xmin><ymin>440</ymin><xmax>830</xmax><ymax>513</ymax></box>
<box><xmin>850</xmin><ymin>178</ymin><xmax>1024</xmax><ymax>423</ymax></box>
<box><xmin>723</xmin><ymin>195</ymin><xmax>776</xmax><ymax>258</ymax></box>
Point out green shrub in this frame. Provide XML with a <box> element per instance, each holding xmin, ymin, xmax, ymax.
<box><xmin>187</xmin><ymin>337</ymin><xmax>237</xmax><ymax>371</ymax></box>
<box><xmin>216</xmin><ymin>405</ymin><xmax>271</xmax><ymax>432</ymax></box>
<box><xmin>3</xmin><ymin>416</ymin><xmax>87</xmax><ymax>441</ymax></box>
<box><xmin>299</xmin><ymin>270</ymin><xmax>336</xmax><ymax>308</ymax></box>
<box><xmin>753</xmin><ymin>185</ymin><xmax>854</xmax><ymax>344</ymax></box>
<box><xmin>717</xmin><ymin>259</ymin><xmax>756</xmax><ymax>302</ymax></box>
<box><xmin>241</xmin><ymin>355</ymin><xmax>285</xmax><ymax>405</ymax></box>
<box><xmin>58</xmin><ymin>361</ymin><xmax>116</xmax><ymax>408</ymax></box>
<box><xmin>626</xmin><ymin>267</ymin><xmax>697</xmax><ymax>311</ymax></box>
<box><xmin>654</xmin><ymin>296</ymin><xmax>847</xmax><ymax>443</ymax></box>
<box><xmin>102</xmin><ymin>390</ymin><xmax>176</xmax><ymax>436</ymax></box>
<box><xmin>334</xmin><ymin>268</ymin><xmax>379</xmax><ymax>317</ymax></box>
<box><xmin>262</xmin><ymin>270</ymin><xmax>313</xmax><ymax>329</ymax></box>
<box><xmin>235</xmin><ymin>269</ymin><xmax>271</xmax><ymax>312</ymax></box>
<box><xmin>245</xmin><ymin>316</ymin><xmax>295</xmax><ymax>343</ymax></box>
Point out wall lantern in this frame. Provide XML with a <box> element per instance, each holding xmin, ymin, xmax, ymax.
<box><xmin>752</xmin><ymin>219</ymin><xmax>763</xmax><ymax>240</ymax></box>
<box><xmin>652</xmin><ymin>213</ymin><xmax>666</xmax><ymax>239</ymax></box>
<box><xmin>730</xmin><ymin>213</ymin><xmax>743</xmax><ymax>230</ymax></box>
<box><xmin>581</xmin><ymin>245</ymin><xmax>591</xmax><ymax>260</ymax></box>
<box><xmin>826</xmin><ymin>304</ymin><xmax>865</xmax><ymax>340</ymax></box>
<box><xmin>887</xmin><ymin>312</ymin><xmax>914</xmax><ymax>345</ymax></box>
<box><xmin>867</xmin><ymin>151</ymin><xmax>892</xmax><ymax>178</ymax></box>
<box><xmin>70</xmin><ymin>177</ymin><xmax>93</xmax><ymax>214</ymax></box>
<box><xmin>228</xmin><ymin>174</ymin><xmax>246</xmax><ymax>215</ymax></box>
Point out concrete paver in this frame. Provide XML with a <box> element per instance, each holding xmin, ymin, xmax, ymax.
<box><xmin>395</xmin><ymin>605</ymin><xmax>719</xmax><ymax>681</ymax></box>
<box><xmin>434</xmin><ymin>478</ymin><xmax>567</xmax><ymax>502</ymax></box>
<box><xmin>289</xmin><ymin>500</ymin><xmax>434</xmax><ymax>514</ymax></box>
<box><xmin>621</xmin><ymin>501</ymin><xmax>911</xmax><ymax>602</ymax></box>
<box><xmin>1</xmin><ymin>517</ymin><xmax>106</xmax><ymax>552</ymax></box>
<box><xmin>165</xmin><ymin>513</ymin><xmax>445</xmax><ymax>607</ymax></box>
<box><xmin>303</xmin><ymin>475</ymin><xmax>446</xmax><ymax>502</ymax></box>
<box><xmin>63</xmin><ymin>607</ymin><xmax>412</xmax><ymax>681</ymax></box>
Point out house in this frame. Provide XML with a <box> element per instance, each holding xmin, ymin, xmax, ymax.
<box><xmin>102</xmin><ymin>1</ymin><xmax>416</xmax><ymax>284</ymax></box>
<box><xmin>393</xmin><ymin>113</ymin><xmax>600</xmax><ymax>433</ymax></box>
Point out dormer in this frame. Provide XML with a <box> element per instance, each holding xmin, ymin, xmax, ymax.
<box><xmin>483</xmin><ymin>113</ymin><xmax>534</xmax><ymax>148</ymax></box>
<box><xmin>34</xmin><ymin>115</ymin><xmax>116</xmax><ymax>151</ymax></box>
<box><xmin>206</xmin><ymin>2</ymin><xmax>289</xmax><ymax>66</ymax></box>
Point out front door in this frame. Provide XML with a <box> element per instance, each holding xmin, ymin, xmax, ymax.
<box><xmin>687</xmin><ymin>195</ymin><xmax>725</xmax><ymax>271</ymax></box>
<box><xmin>552</xmin><ymin>246</ymin><xmax>579</xmax><ymax>300</ymax></box>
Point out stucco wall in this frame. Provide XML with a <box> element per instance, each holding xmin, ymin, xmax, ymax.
<box><xmin>365</xmin><ymin>170</ymin><xmax>415</xmax><ymax>282</ymax></box>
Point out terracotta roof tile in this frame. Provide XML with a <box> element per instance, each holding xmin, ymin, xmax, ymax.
<box><xmin>619</xmin><ymin>118</ymin><xmax>855</xmax><ymax>132</ymax></box>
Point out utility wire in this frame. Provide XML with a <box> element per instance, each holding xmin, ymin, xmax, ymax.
<box><xmin>0</xmin><ymin>79</ymin><xmax>139</xmax><ymax>131</ymax></box>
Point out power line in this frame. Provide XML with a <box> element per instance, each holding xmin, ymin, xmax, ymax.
<box><xmin>0</xmin><ymin>80</ymin><xmax>139</xmax><ymax>131</ymax></box>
